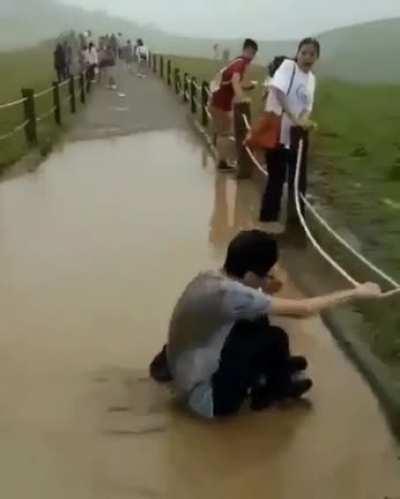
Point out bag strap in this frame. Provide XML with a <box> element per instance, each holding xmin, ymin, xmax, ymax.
<box><xmin>286</xmin><ymin>61</ymin><xmax>296</xmax><ymax>96</ymax></box>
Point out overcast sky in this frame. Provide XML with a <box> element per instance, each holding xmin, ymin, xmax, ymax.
<box><xmin>61</xmin><ymin>0</ymin><xmax>400</xmax><ymax>39</ymax></box>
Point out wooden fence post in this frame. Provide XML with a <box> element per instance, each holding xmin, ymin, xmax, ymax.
<box><xmin>52</xmin><ymin>81</ymin><xmax>61</xmax><ymax>125</ymax></box>
<box><xmin>69</xmin><ymin>76</ymin><xmax>76</xmax><ymax>114</ymax></box>
<box><xmin>190</xmin><ymin>77</ymin><xmax>197</xmax><ymax>114</ymax></box>
<box><xmin>21</xmin><ymin>88</ymin><xmax>38</xmax><ymax>146</ymax></box>
<box><xmin>153</xmin><ymin>54</ymin><xmax>157</xmax><ymax>73</ymax></box>
<box><xmin>79</xmin><ymin>73</ymin><xmax>86</xmax><ymax>104</ymax></box>
<box><xmin>160</xmin><ymin>56</ymin><xmax>164</xmax><ymax>79</ymax></box>
<box><xmin>183</xmin><ymin>73</ymin><xmax>189</xmax><ymax>103</ymax></box>
<box><xmin>234</xmin><ymin>101</ymin><xmax>252</xmax><ymax>179</ymax></box>
<box><xmin>167</xmin><ymin>60</ymin><xmax>172</xmax><ymax>86</ymax></box>
<box><xmin>174</xmin><ymin>68</ymin><xmax>180</xmax><ymax>95</ymax></box>
<box><xmin>201</xmin><ymin>81</ymin><xmax>209</xmax><ymax>127</ymax></box>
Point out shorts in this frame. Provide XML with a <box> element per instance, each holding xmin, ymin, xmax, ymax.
<box><xmin>209</xmin><ymin>105</ymin><xmax>233</xmax><ymax>136</ymax></box>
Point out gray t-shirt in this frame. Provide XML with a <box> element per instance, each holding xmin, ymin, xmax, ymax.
<box><xmin>167</xmin><ymin>271</ymin><xmax>272</xmax><ymax>416</ymax></box>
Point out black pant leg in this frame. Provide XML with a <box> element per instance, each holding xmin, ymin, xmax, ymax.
<box><xmin>212</xmin><ymin>319</ymin><xmax>291</xmax><ymax>417</ymax></box>
<box><xmin>260</xmin><ymin>147</ymin><xmax>288</xmax><ymax>222</ymax></box>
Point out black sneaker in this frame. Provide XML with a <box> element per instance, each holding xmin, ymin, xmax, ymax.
<box><xmin>285</xmin><ymin>378</ymin><xmax>313</xmax><ymax>399</ymax></box>
<box><xmin>149</xmin><ymin>345</ymin><xmax>173</xmax><ymax>383</ymax></box>
<box><xmin>288</xmin><ymin>356</ymin><xmax>308</xmax><ymax>374</ymax></box>
<box><xmin>250</xmin><ymin>386</ymin><xmax>276</xmax><ymax>412</ymax></box>
<box><xmin>217</xmin><ymin>160</ymin><xmax>235</xmax><ymax>172</ymax></box>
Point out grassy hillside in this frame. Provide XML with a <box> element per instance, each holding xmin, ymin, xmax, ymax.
<box><xmin>2</xmin><ymin>1</ymin><xmax>400</xmax><ymax>83</ymax></box>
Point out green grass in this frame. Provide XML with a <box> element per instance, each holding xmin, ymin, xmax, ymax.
<box><xmin>0</xmin><ymin>42</ymin><xmax>81</xmax><ymax>171</ymax></box>
<box><xmin>168</xmin><ymin>54</ymin><xmax>400</xmax><ymax>368</ymax></box>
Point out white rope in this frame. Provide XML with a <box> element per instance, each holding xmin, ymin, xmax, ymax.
<box><xmin>301</xmin><ymin>193</ymin><xmax>400</xmax><ymax>289</ymax></box>
<box><xmin>0</xmin><ymin>119</ymin><xmax>29</xmax><ymax>141</ymax></box>
<box><xmin>205</xmin><ymin>107</ymin><xmax>212</xmax><ymax>120</ymax></box>
<box><xmin>0</xmin><ymin>96</ymin><xmax>27</xmax><ymax>110</ymax></box>
<box><xmin>34</xmin><ymin>87</ymin><xmax>53</xmax><ymax>99</ymax></box>
<box><xmin>242</xmin><ymin>113</ymin><xmax>251</xmax><ymax>131</ymax></box>
<box><xmin>244</xmin><ymin>145</ymin><xmax>268</xmax><ymax>176</ymax></box>
<box><xmin>241</xmin><ymin>114</ymin><xmax>268</xmax><ymax>175</ymax></box>
<box><xmin>192</xmin><ymin>81</ymin><xmax>201</xmax><ymax>91</ymax></box>
<box><xmin>242</xmin><ymin>110</ymin><xmax>400</xmax><ymax>293</ymax></box>
<box><xmin>294</xmin><ymin>141</ymin><xmax>359</xmax><ymax>286</ymax></box>
<box><xmin>36</xmin><ymin>106</ymin><xmax>56</xmax><ymax>122</ymax></box>
<box><xmin>59</xmin><ymin>80</ymin><xmax>70</xmax><ymax>89</ymax></box>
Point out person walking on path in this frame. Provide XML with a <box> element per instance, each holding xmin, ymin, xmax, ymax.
<box><xmin>98</xmin><ymin>45</ymin><xmax>117</xmax><ymax>90</ymax></box>
<box><xmin>87</xmin><ymin>42</ymin><xmax>99</xmax><ymax>83</ymax></box>
<box><xmin>150</xmin><ymin>230</ymin><xmax>382</xmax><ymax>419</ymax></box>
<box><xmin>135</xmin><ymin>38</ymin><xmax>150</xmax><ymax>78</ymax></box>
<box><xmin>54</xmin><ymin>43</ymin><xmax>67</xmax><ymax>82</ymax></box>
<box><xmin>209</xmin><ymin>39</ymin><xmax>258</xmax><ymax>172</ymax></box>
<box><xmin>259</xmin><ymin>38</ymin><xmax>319</xmax><ymax>224</ymax></box>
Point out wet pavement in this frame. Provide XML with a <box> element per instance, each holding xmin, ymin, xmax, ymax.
<box><xmin>0</xmin><ymin>70</ymin><xmax>399</xmax><ymax>499</ymax></box>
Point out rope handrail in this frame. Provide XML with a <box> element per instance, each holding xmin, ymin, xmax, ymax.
<box><xmin>0</xmin><ymin>119</ymin><xmax>29</xmax><ymax>142</ymax></box>
<box><xmin>294</xmin><ymin>141</ymin><xmax>359</xmax><ymax>286</ymax></box>
<box><xmin>34</xmin><ymin>87</ymin><xmax>53</xmax><ymax>99</ymax></box>
<box><xmin>300</xmin><ymin>193</ymin><xmax>400</xmax><ymax>289</ymax></box>
<box><xmin>241</xmin><ymin>113</ymin><xmax>400</xmax><ymax>295</ymax></box>
<box><xmin>36</xmin><ymin>106</ymin><xmax>56</xmax><ymax>123</ymax></box>
<box><xmin>294</xmin><ymin>142</ymin><xmax>400</xmax><ymax>297</ymax></box>
<box><xmin>0</xmin><ymin>97</ymin><xmax>27</xmax><ymax>110</ymax></box>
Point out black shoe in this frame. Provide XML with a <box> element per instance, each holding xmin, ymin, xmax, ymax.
<box><xmin>250</xmin><ymin>386</ymin><xmax>276</xmax><ymax>412</ymax></box>
<box><xmin>259</xmin><ymin>213</ymin><xmax>279</xmax><ymax>223</ymax></box>
<box><xmin>288</xmin><ymin>356</ymin><xmax>308</xmax><ymax>374</ymax></box>
<box><xmin>149</xmin><ymin>345</ymin><xmax>173</xmax><ymax>383</ymax></box>
<box><xmin>217</xmin><ymin>160</ymin><xmax>235</xmax><ymax>172</ymax></box>
<box><xmin>285</xmin><ymin>378</ymin><xmax>313</xmax><ymax>399</ymax></box>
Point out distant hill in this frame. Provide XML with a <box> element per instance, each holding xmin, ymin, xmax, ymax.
<box><xmin>1</xmin><ymin>1</ymin><xmax>399</xmax><ymax>83</ymax></box>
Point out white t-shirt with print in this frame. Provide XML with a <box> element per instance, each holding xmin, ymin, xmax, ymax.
<box><xmin>265</xmin><ymin>59</ymin><xmax>316</xmax><ymax>147</ymax></box>
<box><xmin>167</xmin><ymin>271</ymin><xmax>272</xmax><ymax>417</ymax></box>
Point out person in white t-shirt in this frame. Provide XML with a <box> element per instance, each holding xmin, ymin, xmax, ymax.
<box><xmin>136</xmin><ymin>38</ymin><xmax>149</xmax><ymax>78</ymax></box>
<box><xmin>149</xmin><ymin>230</ymin><xmax>382</xmax><ymax>419</ymax></box>
<box><xmin>260</xmin><ymin>38</ymin><xmax>319</xmax><ymax>224</ymax></box>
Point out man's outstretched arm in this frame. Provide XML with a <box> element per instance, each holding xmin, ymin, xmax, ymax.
<box><xmin>269</xmin><ymin>282</ymin><xmax>382</xmax><ymax>318</ymax></box>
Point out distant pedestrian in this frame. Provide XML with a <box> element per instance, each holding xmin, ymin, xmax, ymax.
<box><xmin>110</xmin><ymin>34</ymin><xmax>118</xmax><ymax>59</ymax></box>
<box><xmin>54</xmin><ymin>43</ymin><xmax>67</xmax><ymax>82</ymax></box>
<box><xmin>99</xmin><ymin>45</ymin><xmax>117</xmax><ymax>90</ymax></box>
<box><xmin>87</xmin><ymin>42</ymin><xmax>99</xmax><ymax>82</ymax></box>
<box><xmin>125</xmin><ymin>40</ymin><xmax>135</xmax><ymax>73</ymax></box>
<box><xmin>79</xmin><ymin>45</ymin><xmax>90</xmax><ymax>74</ymax></box>
<box><xmin>64</xmin><ymin>43</ymin><xmax>73</xmax><ymax>78</ymax></box>
<box><xmin>135</xmin><ymin>38</ymin><xmax>149</xmax><ymax>78</ymax></box>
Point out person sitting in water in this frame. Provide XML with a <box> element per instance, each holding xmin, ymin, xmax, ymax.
<box><xmin>150</xmin><ymin>230</ymin><xmax>382</xmax><ymax>419</ymax></box>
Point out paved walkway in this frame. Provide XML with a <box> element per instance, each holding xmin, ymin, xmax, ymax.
<box><xmin>0</xmin><ymin>66</ymin><xmax>399</xmax><ymax>499</ymax></box>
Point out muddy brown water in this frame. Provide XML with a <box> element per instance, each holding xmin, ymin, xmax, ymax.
<box><xmin>0</xmin><ymin>128</ymin><xmax>399</xmax><ymax>498</ymax></box>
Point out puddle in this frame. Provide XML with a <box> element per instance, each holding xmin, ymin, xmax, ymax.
<box><xmin>0</xmin><ymin>129</ymin><xmax>398</xmax><ymax>498</ymax></box>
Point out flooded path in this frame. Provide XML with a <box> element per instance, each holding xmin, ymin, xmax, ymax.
<box><xmin>0</xmin><ymin>72</ymin><xmax>399</xmax><ymax>499</ymax></box>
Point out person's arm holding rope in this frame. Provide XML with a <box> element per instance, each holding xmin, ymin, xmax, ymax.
<box><xmin>269</xmin><ymin>282</ymin><xmax>382</xmax><ymax>318</ymax></box>
<box><xmin>271</xmin><ymin>86</ymin><xmax>314</xmax><ymax>129</ymax></box>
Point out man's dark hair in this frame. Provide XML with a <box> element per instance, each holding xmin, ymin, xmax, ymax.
<box><xmin>224</xmin><ymin>230</ymin><xmax>278</xmax><ymax>279</ymax></box>
<box><xmin>243</xmin><ymin>38</ymin><xmax>258</xmax><ymax>53</ymax></box>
